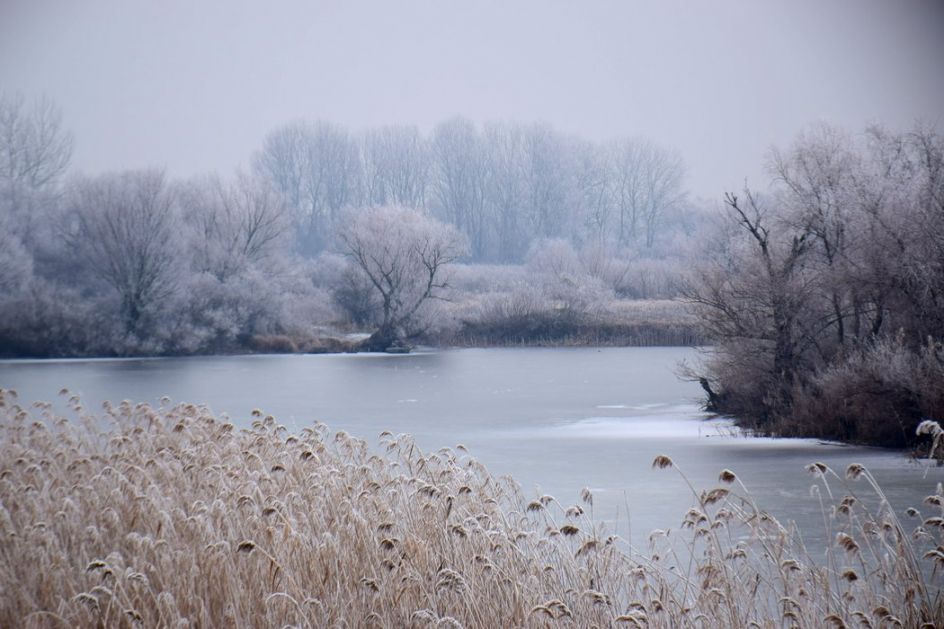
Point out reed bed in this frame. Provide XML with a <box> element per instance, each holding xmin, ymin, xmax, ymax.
<box><xmin>1</xmin><ymin>388</ymin><xmax>942</xmax><ymax>628</ymax></box>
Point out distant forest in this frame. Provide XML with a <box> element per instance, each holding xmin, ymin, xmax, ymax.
<box><xmin>0</xmin><ymin>93</ymin><xmax>702</xmax><ymax>358</ymax></box>
<box><xmin>1</xmin><ymin>93</ymin><xmax>942</xmax><ymax>447</ymax></box>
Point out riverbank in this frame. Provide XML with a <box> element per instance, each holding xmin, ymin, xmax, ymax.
<box><xmin>441</xmin><ymin>299</ymin><xmax>702</xmax><ymax>347</ymax></box>
<box><xmin>0</xmin><ymin>298</ymin><xmax>701</xmax><ymax>359</ymax></box>
<box><xmin>1</xmin><ymin>393</ymin><xmax>940</xmax><ymax>627</ymax></box>
<box><xmin>246</xmin><ymin>299</ymin><xmax>702</xmax><ymax>354</ymax></box>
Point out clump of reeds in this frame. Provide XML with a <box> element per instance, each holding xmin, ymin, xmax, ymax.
<box><xmin>1</xmin><ymin>387</ymin><xmax>942</xmax><ymax>627</ymax></box>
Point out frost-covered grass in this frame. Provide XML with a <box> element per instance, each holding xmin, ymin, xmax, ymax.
<box><xmin>2</xmin><ymin>389</ymin><xmax>942</xmax><ymax>627</ymax></box>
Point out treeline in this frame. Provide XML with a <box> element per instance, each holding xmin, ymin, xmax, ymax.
<box><xmin>0</xmin><ymin>94</ymin><xmax>699</xmax><ymax>357</ymax></box>
<box><xmin>254</xmin><ymin>118</ymin><xmax>689</xmax><ymax>260</ymax></box>
<box><xmin>688</xmin><ymin>124</ymin><xmax>944</xmax><ymax>447</ymax></box>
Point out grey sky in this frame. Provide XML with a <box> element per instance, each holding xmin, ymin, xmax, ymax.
<box><xmin>2</xmin><ymin>0</ymin><xmax>942</xmax><ymax>197</ymax></box>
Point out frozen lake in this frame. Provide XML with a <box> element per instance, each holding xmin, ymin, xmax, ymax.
<box><xmin>1</xmin><ymin>346</ymin><xmax>939</xmax><ymax>552</ymax></box>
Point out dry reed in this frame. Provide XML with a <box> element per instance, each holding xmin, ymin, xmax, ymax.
<box><xmin>1</xmin><ymin>387</ymin><xmax>941</xmax><ymax>627</ymax></box>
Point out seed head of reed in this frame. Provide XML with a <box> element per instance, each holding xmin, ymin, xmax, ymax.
<box><xmin>845</xmin><ymin>463</ymin><xmax>865</xmax><ymax>480</ymax></box>
<box><xmin>652</xmin><ymin>455</ymin><xmax>673</xmax><ymax>469</ymax></box>
<box><xmin>718</xmin><ymin>469</ymin><xmax>736</xmax><ymax>484</ymax></box>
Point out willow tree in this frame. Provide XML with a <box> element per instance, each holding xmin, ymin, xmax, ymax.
<box><xmin>339</xmin><ymin>206</ymin><xmax>466</xmax><ymax>351</ymax></box>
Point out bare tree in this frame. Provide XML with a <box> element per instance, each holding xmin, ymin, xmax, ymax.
<box><xmin>0</xmin><ymin>93</ymin><xmax>73</xmax><ymax>193</ymax></box>
<box><xmin>641</xmin><ymin>145</ymin><xmax>685</xmax><ymax>248</ymax></box>
<box><xmin>610</xmin><ymin>139</ymin><xmax>685</xmax><ymax>248</ymax></box>
<box><xmin>521</xmin><ymin>123</ymin><xmax>571</xmax><ymax>239</ymax></box>
<box><xmin>362</xmin><ymin>126</ymin><xmax>430</xmax><ymax>209</ymax></box>
<box><xmin>182</xmin><ymin>172</ymin><xmax>290</xmax><ymax>280</ymax></box>
<box><xmin>688</xmin><ymin>123</ymin><xmax>944</xmax><ymax>445</ymax></box>
<box><xmin>254</xmin><ymin>121</ymin><xmax>361</xmax><ymax>254</ymax></box>
<box><xmin>0</xmin><ymin>223</ymin><xmax>32</xmax><ymax>295</ymax></box>
<box><xmin>482</xmin><ymin>122</ymin><xmax>526</xmax><ymax>261</ymax></box>
<box><xmin>431</xmin><ymin>117</ymin><xmax>489</xmax><ymax>259</ymax></box>
<box><xmin>253</xmin><ymin>121</ymin><xmax>308</xmax><ymax>209</ymax></box>
<box><xmin>770</xmin><ymin>125</ymin><xmax>861</xmax><ymax>348</ymax></box>
<box><xmin>685</xmin><ymin>189</ymin><xmax>813</xmax><ymax>424</ymax></box>
<box><xmin>338</xmin><ymin>206</ymin><xmax>466</xmax><ymax>350</ymax></box>
<box><xmin>251</xmin><ymin>118</ymin><xmax>687</xmax><ymax>263</ymax></box>
<box><xmin>0</xmin><ymin>93</ymin><xmax>73</xmax><ymax>245</ymax></box>
<box><xmin>572</xmin><ymin>140</ymin><xmax>613</xmax><ymax>246</ymax></box>
<box><xmin>856</xmin><ymin>124</ymin><xmax>944</xmax><ymax>343</ymax></box>
<box><xmin>66</xmin><ymin>170</ymin><xmax>180</xmax><ymax>336</ymax></box>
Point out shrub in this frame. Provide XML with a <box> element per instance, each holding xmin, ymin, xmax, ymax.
<box><xmin>248</xmin><ymin>334</ymin><xmax>299</xmax><ymax>353</ymax></box>
<box><xmin>788</xmin><ymin>337</ymin><xmax>944</xmax><ymax>447</ymax></box>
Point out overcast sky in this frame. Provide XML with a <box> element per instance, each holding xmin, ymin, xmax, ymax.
<box><xmin>2</xmin><ymin>0</ymin><xmax>942</xmax><ymax>197</ymax></box>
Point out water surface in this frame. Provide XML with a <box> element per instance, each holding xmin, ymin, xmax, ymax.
<box><xmin>1</xmin><ymin>347</ymin><xmax>938</xmax><ymax>552</ymax></box>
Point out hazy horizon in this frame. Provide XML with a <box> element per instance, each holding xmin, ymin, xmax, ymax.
<box><xmin>2</xmin><ymin>0</ymin><xmax>942</xmax><ymax>197</ymax></box>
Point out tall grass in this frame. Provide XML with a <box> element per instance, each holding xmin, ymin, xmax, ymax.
<box><xmin>1</xmin><ymin>388</ymin><xmax>941</xmax><ymax>627</ymax></box>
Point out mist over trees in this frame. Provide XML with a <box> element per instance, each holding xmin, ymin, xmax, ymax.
<box><xmin>0</xmin><ymin>94</ymin><xmax>72</xmax><ymax>208</ymax></box>
<box><xmin>253</xmin><ymin>117</ymin><xmax>689</xmax><ymax>261</ymax></box>
<box><xmin>687</xmin><ymin>123</ymin><xmax>944</xmax><ymax>447</ymax></box>
<box><xmin>0</xmin><ymin>93</ymin><xmax>701</xmax><ymax>357</ymax></box>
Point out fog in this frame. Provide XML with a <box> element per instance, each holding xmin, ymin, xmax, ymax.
<box><xmin>4</xmin><ymin>4</ymin><xmax>944</xmax><ymax>624</ymax></box>
<box><xmin>2</xmin><ymin>0</ymin><xmax>942</xmax><ymax>196</ymax></box>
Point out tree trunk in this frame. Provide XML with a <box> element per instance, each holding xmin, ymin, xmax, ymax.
<box><xmin>359</xmin><ymin>326</ymin><xmax>399</xmax><ymax>352</ymax></box>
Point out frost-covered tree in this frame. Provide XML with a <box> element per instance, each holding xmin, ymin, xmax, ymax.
<box><xmin>338</xmin><ymin>206</ymin><xmax>466</xmax><ymax>350</ymax></box>
<box><xmin>609</xmin><ymin>139</ymin><xmax>685</xmax><ymax>248</ymax></box>
<box><xmin>525</xmin><ymin>238</ymin><xmax>611</xmax><ymax>316</ymax></box>
<box><xmin>65</xmin><ymin>170</ymin><xmax>181</xmax><ymax>337</ymax></box>
<box><xmin>0</xmin><ymin>93</ymin><xmax>73</xmax><ymax>250</ymax></box>
<box><xmin>0</xmin><ymin>94</ymin><xmax>73</xmax><ymax>196</ymax></box>
<box><xmin>521</xmin><ymin>123</ymin><xmax>573</xmax><ymax>240</ymax></box>
<box><xmin>182</xmin><ymin>172</ymin><xmax>290</xmax><ymax>280</ymax></box>
<box><xmin>687</xmin><ymin>123</ymin><xmax>944</xmax><ymax>446</ymax></box>
<box><xmin>572</xmin><ymin>140</ymin><xmax>613</xmax><ymax>247</ymax></box>
<box><xmin>253</xmin><ymin>121</ymin><xmax>361</xmax><ymax>254</ymax></box>
<box><xmin>165</xmin><ymin>173</ymin><xmax>300</xmax><ymax>351</ymax></box>
<box><xmin>362</xmin><ymin>125</ymin><xmax>430</xmax><ymax>209</ymax></box>
<box><xmin>431</xmin><ymin>117</ymin><xmax>489</xmax><ymax>259</ymax></box>
<box><xmin>481</xmin><ymin>122</ymin><xmax>526</xmax><ymax>261</ymax></box>
<box><xmin>251</xmin><ymin>117</ymin><xmax>689</xmax><ymax>263</ymax></box>
<box><xmin>0</xmin><ymin>221</ymin><xmax>32</xmax><ymax>296</ymax></box>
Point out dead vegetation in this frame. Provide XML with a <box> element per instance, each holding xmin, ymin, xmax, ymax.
<box><xmin>1</xmin><ymin>388</ymin><xmax>942</xmax><ymax>627</ymax></box>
